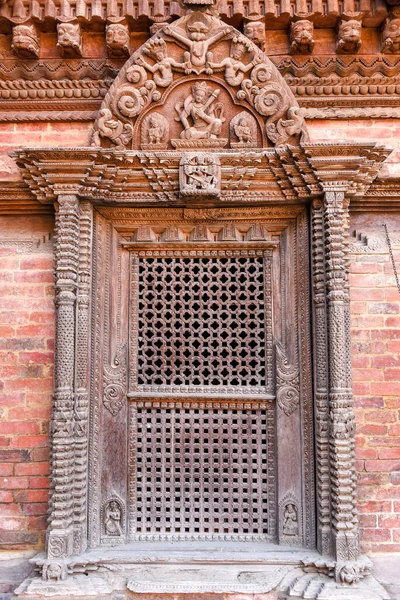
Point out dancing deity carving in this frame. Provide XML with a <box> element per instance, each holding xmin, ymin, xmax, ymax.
<box><xmin>209</xmin><ymin>35</ymin><xmax>260</xmax><ymax>86</ymax></box>
<box><xmin>179</xmin><ymin>153</ymin><xmax>221</xmax><ymax>197</ymax></box>
<box><xmin>104</xmin><ymin>500</ymin><xmax>123</xmax><ymax>536</ymax></box>
<box><xmin>290</xmin><ymin>20</ymin><xmax>315</xmax><ymax>54</ymax></box>
<box><xmin>164</xmin><ymin>14</ymin><xmax>230</xmax><ymax>75</ymax></box>
<box><xmin>106</xmin><ymin>23</ymin><xmax>130</xmax><ymax>57</ymax></box>
<box><xmin>230</xmin><ymin>112</ymin><xmax>258</xmax><ymax>147</ymax></box>
<box><xmin>57</xmin><ymin>22</ymin><xmax>82</xmax><ymax>57</ymax></box>
<box><xmin>283</xmin><ymin>503</ymin><xmax>299</xmax><ymax>536</ymax></box>
<box><xmin>381</xmin><ymin>18</ymin><xmax>400</xmax><ymax>53</ymax></box>
<box><xmin>336</xmin><ymin>20</ymin><xmax>362</xmax><ymax>54</ymax></box>
<box><xmin>11</xmin><ymin>24</ymin><xmax>40</xmax><ymax>58</ymax></box>
<box><xmin>244</xmin><ymin>21</ymin><xmax>265</xmax><ymax>52</ymax></box>
<box><xmin>135</xmin><ymin>37</ymin><xmax>183</xmax><ymax>86</ymax></box>
<box><xmin>175</xmin><ymin>81</ymin><xmax>225</xmax><ymax>141</ymax></box>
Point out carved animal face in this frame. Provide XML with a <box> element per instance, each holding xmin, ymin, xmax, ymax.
<box><xmin>291</xmin><ymin>21</ymin><xmax>314</xmax><ymax>43</ymax></box>
<box><xmin>57</xmin><ymin>23</ymin><xmax>80</xmax><ymax>47</ymax></box>
<box><xmin>12</xmin><ymin>25</ymin><xmax>38</xmax><ymax>51</ymax></box>
<box><xmin>188</xmin><ymin>22</ymin><xmax>209</xmax><ymax>41</ymax></box>
<box><xmin>106</xmin><ymin>24</ymin><xmax>129</xmax><ymax>49</ymax></box>
<box><xmin>339</xmin><ymin>20</ymin><xmax>361</xmax><ymax>43</ymax></box>
<box><xmin>244</xmin><ymin>21</ymin><xmax>264</xmax><ymax>44</ymax></box>
<box><xmin>383</xmin><ymin>19</ymin><xmax>400</xmax><ymax>44</ymax></box>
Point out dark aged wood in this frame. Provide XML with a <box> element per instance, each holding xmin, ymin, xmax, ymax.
<box><xmin>11</xmin><ymin>2</ymin><xmax>393</xmax><ymax>597</ymax></box>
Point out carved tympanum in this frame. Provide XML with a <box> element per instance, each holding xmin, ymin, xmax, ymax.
<box><xmin>11</xmin><ymin>24</ymin><xmax>40</xmax><ymax>58</ymax></box>
<box><xmin>290</xmin><ymin>20</ymin><xmax>314</xmax><ymax>54</ymax></box>
<box><xmin>57</xmin><ymin>22</ymin><xmax>82</xmax><ymax>57</ymax></box>
<box><xmin>336</xmin><ymin>20</ymin><xmax>362</xmax><ymax>54</ymax></box>
<box><xmin>381</xmin><ymin>18</ymin><xmax>400</xmax><ymax>53</ymax></box>
<box><xmin>91</xmin><ymin>11</ymin><xmax>308</xmax><ymax>150</ymax></box>
<box><xmin>106</xmin><ymin>23</ymin><xmax>130</xmax><ymax>57</ymax></box>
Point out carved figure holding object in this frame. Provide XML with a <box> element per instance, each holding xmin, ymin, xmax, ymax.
<box><xmin>94</xmin><ymin>108</ymin><xmax>133</xmax><ymax>148</ymax></box>
<box><xmin>148</xmin><ymin>116</ymin><xmax>164</xmax><ymax>144</ymax></box>
<box><xmin>290</xmin><ymin>20</ymin><xmax>315</xmax><ymax>54</ymax></box>
<box><xmin>11</xmin><ymin>24</ymin><xmax>40</xmax><ymax>59</ymax></box>
<box><xmin>382</xmin><ymin>18</ymin><xmax>400</xmax><ymax>53</ymax></box>
<box><xmin>336</xmin><ymin>20</ymin><xmax>362</xmax><ymax>54</ymax></box>
<box><xmin>283</xmin><ymin>503</ymin><xmax>299</xmax><ymax>536</ymax></box>
<box><xmin>105</xmin><ymin>500</ymin><xmax>122</xmax><ymax>536</ymax></box>
<box><xmin>233</xmin><ymin>114</ymin><xmax>252</xmax><ymax>143</ymax></box>
<box><xmin>243</xmin><ymin>21</ymin><xmax>265</xmax><ymax>52</ymax></box>
<box><xmin>209</xmin><ymin>35</ymin><xmax>259</xmax><ymax>86</ymax></box>
<box><xmin>135</xmin><ymin>37</ymin><xmax>183</xmax><ymax>87</ymax></box>
<box><xmin>184</xmin><ymin>155</ymin><xmax>218</xmax><ymax>190</ymax></box>
<box><xmin>164</xmin><ymin>17</ymin><xmax>230</xmax><ymax>75</ymax></box>
<box><xmin>106</xmin><ymin>23</ymin><xmax>130</xmax><ymax>58</ymax></box>
<box><xmin>57</xmin><ymin>22</ymin><xmax>82</xmax><ymax>57</ymax></box>
<box><xmin>175</xmin><ymin>81</ymin><xmax>224</xmax><ymax>140</ymax></box>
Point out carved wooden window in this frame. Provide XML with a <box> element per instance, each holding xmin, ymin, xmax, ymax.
<box><xmin>128</xmin><ymin>401</ymin><xmax>274</xmax><ymax>541</ymax></box>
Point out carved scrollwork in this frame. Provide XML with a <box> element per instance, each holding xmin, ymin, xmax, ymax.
<box><xmin>103</xmin><ymin>344</ymin><xmax>127</xmax><ymax>416</ymax></box>
<box><xmin>276</xmin><ymin>343</ymin><xmax>300</xmax><ymax>416</ymax></box>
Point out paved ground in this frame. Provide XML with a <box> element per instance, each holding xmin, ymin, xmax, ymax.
<box><xmin>0</xmin><ymin>551</ymin><xmax>399</xmax><ymax>599</ymax></box>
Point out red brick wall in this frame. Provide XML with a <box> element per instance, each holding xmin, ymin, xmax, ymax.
<box><xmin>0</xmin><ymin>215</ymin><xmax>54</xmax><ymax>549</ymax></box>
<box><xmin>350</xmin><ymin>213</ymin><xmax>400</xmax><ymax>553</ymax></box>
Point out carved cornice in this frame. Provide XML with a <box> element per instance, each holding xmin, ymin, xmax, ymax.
<box><xmin>10</xmin><ymin>143</ymin><xmax>390</xmax><ymax>207</ymax></box>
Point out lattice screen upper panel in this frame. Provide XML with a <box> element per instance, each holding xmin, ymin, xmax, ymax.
<box><xmin>131</xmin><ymin>253</ymin><xmax>273</xmax><ymax>395</ymax></box>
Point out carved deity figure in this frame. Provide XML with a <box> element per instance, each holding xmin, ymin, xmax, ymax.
<box><xmin>57</xmin><ymin>22</ymin><xmax>82</xmax><ymax>57</ymax></box>
<box><xmin>209</xmin><ymin>36</ymin><xmax>259</xmax><ymax>86</ymax></box>
<box><xmin>244</xmin><ymin>21</ymin><xmax>265</xmax><ymax>52</ymax></box>
<box><xmin>283</xmin><ymin>503</ymin><xmax>299</xmax><ymax>536</ymax></box>
<box><xmin>233</xmin><ymin>114</ymin><xmax>252</xmax><ymax>143</ymax></box>
<box><xmin>105</xmin><ymin>500</ymin><xmax>122</xmax><ymax>536</ymax></box>
<box><xmin>175</xmin><ymin>81</ymin><xmax>224</xmax><ymax>140</ymax></box>
<box><xmin>148</xmin><ymin>116</ymin><xmax>164</xmax><ymax>144</ymax></box>
<box><xmin>135</xmin><ymin>37</ymin><xmax>183</xmax><ymax>87</ymax></box>
<box><xmin>336</xmin><ymin>20</ymin><xmax>362</xmax><ymax>54</ymax></box>
<box><xmin>164</xmin><ymin>16</ymin><xmax>230</xmax><ymax>74</ymax></box>
<box><xmin>381</xmin><ymin>18</ymin><xmax>400</xmax><ymax>53</ymax></box>
<box><xmin>11</xmin><ymin>24</ymin><xmax>40</xmax><ymax>58</ymax></box>
<box><xmin>183</xmin><ymin>155</ymin><xmax>218</xmax><ymax>190</ymax></box>
<box><xmin>290</xmin><ymin>20</ymin><xmax>315</xmax><ymax>54</ymax></box>
<box><xmin>106</xmin><ymin>23</ymin><xmax>130</xmax><ymax>57</ymax></box>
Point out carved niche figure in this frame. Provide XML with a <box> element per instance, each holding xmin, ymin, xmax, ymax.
<box><xmin>283</xmin><ymin>503</ymin><xmax>299</xmax><ymax>536</ymax></box>
<box><xmin>290</xmin><ymin>20</ymin><xmax>315</xmax><ymax>54</ymax></box>
<box><xmin>209</xmin><ymin>35</ymin><xmax>260</xmax><ymax>86</ymax></box>
<box><xmin>174</xmin><ymin>81</ymin><xmax>226</xmax><ymax>143</ymax></box>
<box><xmin>164</xmin><ymin>14</ymin><xmax>230</xmax><ymax>75</ymax></box>
<box><xmin>336</xmin><ymin>19</ymin><xmax>362</xmax><ymax>54</ymax></box>
<box><xmin>57</xmin><ymin>22</ymin><xmax>82</xmax><ymax>57</ymax></box>
<box><xmin>11</xmin><ymin>24</ymin><xmax>40</xmax><ymax>58</ymax></box>
<box><xmin>179</xmin><ymin>153</ymin><xmax>221</xmax><ymax>198</ymax></box>
<box><xmin>230</xmin><ymin>111</ymin><xmax>258</xmax><ymax>148</ymax></box>
<box><xmin>141</xmin><ymin>112</ymin><xmax>169</xmax><ymax>149</ymax></box>
<box><xmin>243</xmin><ymin>20</ymin><xmax>265</xmax><ymax>52</ymax></box>
<box><xmin>381</xmin><ymin>18</ymin><xmax>400</xmax><ymax>53</ymax></box>
<box><xmin>93</xmin><ymin>108</ymin><xmax>133</xmax><ymax>149</ymax></box>
<box><xmin>104</xmin><ymin>500</ymin><xmax>123</xmax><ymax>536</ymax></box>
<box><xmin>106</xmin><ymin>23</ymin><xmax>130</xmax><ymax>58</ymax></box>
<box><xmin>135</xmin><ymin>37</ymin><xmax>183</xmax><ymax>87</ymax></box>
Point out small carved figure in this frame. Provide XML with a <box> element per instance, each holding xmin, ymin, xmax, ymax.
<box><xmin>105</xmin><ymin>500</ymin><xmax>122</xmax><ymax>536</ymax></box>
<box><xmin>230</xmin><ymin>112</ymin><xmax>258</xmax><ymax>148</ymax></box>
<box><xmin>283</xmin><ymin>503</ymin><xmax>299</xmax><ymax>536</ymax></box>
<box><xmin>93</xmin><ymin>108</ymin><xmax>133</xmax><ymax>148</ymax></box>
<box><xmin>135</xmin><ymin>37</ymin><xmax>183</xmax><ymax>87</ymax></box>
<box><xmin>106</xmin><ymin>23</ymin><xmax>130</xmax><ymax>57</ymax></box>
<box><xmin>42</xmin><ymin>562</ymin><xmax>67</xmax><ymax>581</ymax></box>
<box><xmin>234</xmin><ymin>115</ymin><xmax>251</xmax><ymax>143</ymax></box>
<box><xmin>164</xmin><ymin>15</ymin><xmax>230</xmax><ymax>74</ymax></box>
<box><xmin>244</xmin><ymin>21</ymin><xmax>265</xmax><ymax>52</ymax></box>
<box><xmin>57</xmin><ymin>22</ymin><xmax>83</xmax><ymax>57</ymax></box>
<box><xmin>209</xmin><ymin>36</ymin><xmax>258</xmax><ymax>86</ymax></box>
<box><xmin>180</xmin><ymin>153</ymin><xmax>221</xmax><ymax>197</ymax></box>
<box><xmin>336</xmin><ymin>20</ymin><xmax>362</xmax><ymax>54</ymax></box>
<box><xmin>381</xmin><ymin>18</ymin><xmax>400</xmax><ymax>53</ymax></box>
<box><xmin>175</xmin><ymin>81</ymin><xmax>224</xmax><ymax>140</ymax></box>
<box><xmin>148</xmin><ymin>117</ymin><xmax>163</xmax><ymax>144</ymax></box>
<box><xmin>141</xmin><ymin>112</ymin><xmax>169</xmax><ymax>149</ymax></box>
<box><xmin>11</xmin><ymin>24</ymin><xmax>40</xmax><ymax>59</ymax></box>
<box><xmin>290</xmin><ymin>20</ymin><xmax>315</xmax><ymax>54</ymax></box>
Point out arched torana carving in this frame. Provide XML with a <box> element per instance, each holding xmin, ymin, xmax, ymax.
<box><xmin>91</xmin><ymin>12</ymin><xmax>309</xmax><ymax>150</ymax></box>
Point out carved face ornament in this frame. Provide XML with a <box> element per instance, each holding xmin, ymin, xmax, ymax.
<box><xmin>244</xmin><ymin>21</ymin><xmax>264</xmax><ymax>42</ymax></box>
<box><xmin>106</xmin><ymin>24</ymin><xmax>129</xmax><ymax>48</ymax></box>
<box><xmin>58</xmin><ymin>23</ymin><xmax>79</xmax><ymax>47</ymax></box>
<box><xmin>340</xmin><ymin>21</ymin><xmax>361</xmax><ymax>42</ymax></box>
<box><xmin>188</xmin><ymin>22</ymin><xmax>209</xmax><ymax>41</ymax></box>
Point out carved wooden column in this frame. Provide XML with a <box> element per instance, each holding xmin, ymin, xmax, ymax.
<box><xmin>47</xmin><ymin>195</ymin><xmax>80</xmax><ymax>563</ymax></box>
<box><xmin>323</xmin><ymin>189</ymin><xmax>358</xmax><ymax>562</ymax></box>
<box><xmin>311</xmin><ymin>198</ymin><xmax>332</xmax><ymax>557</ymax></box>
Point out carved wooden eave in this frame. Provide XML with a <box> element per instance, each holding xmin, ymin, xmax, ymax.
<box><xmin>11</xmin><ymin>142</ymin><xmax>391</xmax><ymax>206</ymax></box>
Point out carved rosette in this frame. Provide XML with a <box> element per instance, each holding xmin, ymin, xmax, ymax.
<box><xmin>91</xmin><ymin>12</ymin><xmax>308</xmax><ymax>150</ymax></box>
<box><xmin>276</xmin><ymin>343</ymin><xmax>300</xmax><ymax>416</ymax></box>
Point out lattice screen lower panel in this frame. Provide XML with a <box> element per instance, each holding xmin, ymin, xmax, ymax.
<box><xmin>128</xmin><ymin>404</ymin><xmax>272</xmax><ymax>541</ymax></box>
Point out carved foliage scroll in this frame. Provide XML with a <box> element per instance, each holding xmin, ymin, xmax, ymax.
<box><xmin>276</xmin><ymin>342</ymin><xmax>300</xmax><ymax>416</ymax></box>
<box><xmin>91</xmin><ymin>12</ymin><xmax>309</xmax><ymax>150</ymax></box>
<box><xmin>103</xmin><ymin>344</ymin><xmax>127</xmax><ymax>416</ymax></box>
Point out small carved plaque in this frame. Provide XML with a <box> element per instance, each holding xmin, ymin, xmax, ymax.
<box><xmin>179</xmin><ymin>153</ymin><xmax>221</xmax><ymax>199</ymax></box>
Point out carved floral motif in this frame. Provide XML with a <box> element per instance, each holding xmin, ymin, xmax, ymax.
<box><xmin>103</xmin><ymin>344</ymin><xmax>127</xmax><ymax>416</ymax></box>
<box><xmin>276</xmin><ymin>343</ymin><xmax>300</xmax><ymax>416</ymax></box>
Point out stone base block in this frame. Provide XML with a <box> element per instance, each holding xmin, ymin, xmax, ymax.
<box><xmin>14</xmin><ymin>574</ymin><xmax>113</xmax><ymax>598</ymax></box>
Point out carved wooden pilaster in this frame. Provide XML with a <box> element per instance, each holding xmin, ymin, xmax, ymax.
<box><xmin>47</xmin><ymin>194</ymin><xmax>80</xmax><ymax>561</ymax></box>
<box><xmin>73</xmin><ymin>201</ymin><xmax>93</xmax><ymax>554</ymax></box>
<box><xmin>323</xmin><ymin>190</ymin><xmax>358</xmax><ymax>562</ymax></box>
<box><xmin>311</xmin><ymin>199</ymin><xmax>331</xmax><ymax>556</ymax></box>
